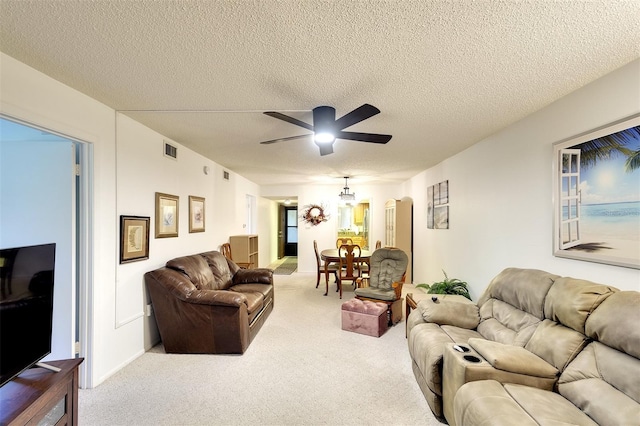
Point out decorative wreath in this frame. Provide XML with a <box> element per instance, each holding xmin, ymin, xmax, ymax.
<box><xmin>301</xmin><ymin>204</ymin><xmax>330</xmax><ymax>226</ymax></box>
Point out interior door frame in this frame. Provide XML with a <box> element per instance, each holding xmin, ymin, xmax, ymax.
<box><xmin>0</xmin><ymin>114</ymin><xmax>93</xmax><ymax>388</ymax></box>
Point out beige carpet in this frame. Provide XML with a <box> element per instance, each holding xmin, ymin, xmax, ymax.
<box><xmin>79</xmin><ymin>273</ymin><xmax>440</xmax><ymax>425</ymax></box>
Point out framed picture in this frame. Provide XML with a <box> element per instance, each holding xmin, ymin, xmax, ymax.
<box><xmin>119</xmin><ymin>215</ymin><xmax>150</xmax><ymax>263</ymax></box>
<box><xmin>552</xmin><ymin>113</ymin><xmax>639</xmax><ymax>269</ymax></box>
<box><xmin>427</xmin><ymin>185</ymin><xmax>434</xmax><ymax>229</ymax></box>
<box><xmin>439</xmin><ymin>180</ymin><xmax>449</xmax><ymax>204</ymax></box>
<box><xmin>434</xmin><ymin>206</ymin><xmax>449</xmax><ymax>229</ymax></box>
<box><xmin>155</xmin><ymin>192</ymin><xmax>179</xmax><ymax>238</ymax></box>
<box><xmin>428</xmin><ymin>180</ymin><xmax>449</xmax><ymax>229</ymax></box>
<box><xmin>189</xmin><ymin>196</ymin><xmax>205</xmax><ymax>233</ymax></box>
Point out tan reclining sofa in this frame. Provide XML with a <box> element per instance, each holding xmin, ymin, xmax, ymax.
<box><xmin>144</xmin><ymin>250</ymin><xmax>274</xmax><ymax>354</ymax></box>
<box><xmin>407</xmin><ymin>267</ymin><xmax>640</xmax><ymax>425</ymax></box>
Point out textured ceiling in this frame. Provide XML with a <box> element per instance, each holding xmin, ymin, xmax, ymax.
<box><xmin>1</xmin><ymin>0</ymin><xmax>639</xmax><ymax>187</ymax></box>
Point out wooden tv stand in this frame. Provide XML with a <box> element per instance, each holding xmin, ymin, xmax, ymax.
<box><xmin>0</xmin><ymin>358</ymin><xmax>83</xmax><ymax>426</ymax></box>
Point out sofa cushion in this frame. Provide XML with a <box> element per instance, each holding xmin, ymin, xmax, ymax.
<box><xmin>368</xmin><ymin>248</ymin><xmax>408</xmax><ymax>289</ymax></box>
<box><xmin>558</xmin><ymin>342</ymin><xmax>640</xmax><ymax>425</ymax></box>
<box><xmin>524</xmin><ymin>319</ymin><xmax>589</xmax><ymax>371</ymax></box>
<box><xmin>166</xmin><ymin>255</ymin><xmax>214</xmax><ymax>290</ymax></box>
<box><xmin>230</xmin><ymin>283</ymin><xmax>273</xmax><ymax>300</ymax></box>
<box><xmin>239</xmin><ymin>291</ymin><xmax>263</xmax><ymax>315</ymax></box>
<box><xmin>477</xmin><ymin>268</ymin><xmax>558</xmax><ymax>320</ymax></box>
<box><xmin>418</xmin><ymin>298</ymin><xmax>479</xmax><ymax>329</ymax></box>
<box><xmin>544</xmin><ymin>276</ymin><xmax>618</xmax><ymax>334</ymax></box>
<box><xmin>200</xmin><ymin>251</ymin><xmax>234</xmax><ymax>289</ymax></box>
<box><xmin>440</xmin><ymin>325</ymin><xmax>483</xmax><ymax>344</ymax></box>
<box><xmin>585</xmin><ymin>291</ymin><xmax>640</xmax><ymax>359</ymax></box>
<box><xmin>477</xmin><ymin>299</ymin><xmax>540</xmax><ymax>346</ymax></box>
<box><xmin>454</xmin><ymin>380</ymin><xmax>598</xmax><ymax>426</ymax></box>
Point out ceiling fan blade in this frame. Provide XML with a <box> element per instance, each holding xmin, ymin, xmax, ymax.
<box><xmin>260</xmin><ymin>134</ymin><xmax>310</xmax><ymax>144</ymax></box>
<box><xmin>333</xmin><ymin>104</ymin><xmax>381</xmax><ymax>130</ymax></box>
<box><xmin>336</xmin><ymin>131</ymin><xmax>392</xmax><ymax>144</ymax></box>
<box><xmin>316</xmin><ymin>142</ymin><xmax>334</xmax><ymax>156</ymax></box>
<box><xmin>264</xmin><ymin>111</ymin><xmax>314</xmax><ymax>131</ymax></box>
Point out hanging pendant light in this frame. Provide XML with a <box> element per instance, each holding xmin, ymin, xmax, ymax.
<box><xmin>339</xmin><ymin>177</ymin><xmax>356</xmax><ymax>201</ymax></box>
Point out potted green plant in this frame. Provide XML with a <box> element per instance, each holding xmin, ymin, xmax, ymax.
<box><xmin>416</xmin><ymin>270</ymin><xmax>472</xmax><ymax>300</ymax></box>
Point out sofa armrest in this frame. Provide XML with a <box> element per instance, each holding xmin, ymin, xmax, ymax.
<box><xmin>468</xmin><ymin>338</ymin><xmax>558</xmax><ymax>379</ymax></box>
<box><xmin>233</xmin><ymin>268</ymin><xmax>274</xmax><ymax>285</ymax></box>
<box><xmin>418</xmin><ymin>298</ymin><xmax>480</xmax><ymax>329</ymax></box>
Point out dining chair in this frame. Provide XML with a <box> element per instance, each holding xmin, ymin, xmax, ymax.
<box><xmin>220</xmin><ymin>242</ymin><xmax>251</xmax><ymax>269</ymax></box>
<box><xmin>336</xmin><ymin>237</ymin><xmax>354</xmax><ymax>248</ymax></box>
<box><xmin>314</xmin><ymin>240</ymin><xmax>339</xmax><ymax>289</ymax></box>
<box><xmin>337</xmin><ymin>244</ymin><xmax>363</xmax><ymax>299</ymax></box>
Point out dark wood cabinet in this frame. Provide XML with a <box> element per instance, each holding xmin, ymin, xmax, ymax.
<box><xmin>0</xmin><ymin>358</ymin><xmax>83</xmax><ymax>426</ymax></box>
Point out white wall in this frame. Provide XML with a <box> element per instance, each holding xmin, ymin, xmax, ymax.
<box><xmin>115</xmin><ymin>114</ymin><xmax>260</xmax><ymax>355</ymax></box>
<box><xmin>408</xmin><ymin>59</ymin><xmax>640</xmax><ymax>298</ymax></box>
<box><xmin>0</xmin><ymin>52</ymin><xmax>262</xmax><ymax>387</ymax></box>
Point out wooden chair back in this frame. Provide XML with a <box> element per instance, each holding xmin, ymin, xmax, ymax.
<box><xmin>220</xmin><ymin>243</ymin><xmax>232</xmax><ymax>260</ymax></box>
<box><xmin>338</xmin><ymin>244</ymin><xmax>362</xmax><ymax>281</ymax></box>
<box><xmin>220</xmin><ymin>242</ymin><xmax>251</xmax><ymax>268</ymax></box>
<box><xmin>336</xmin><ymin>237</ymin><xmax>354</xmax><ymax>248</ymax></box>
<box><xmin>314</xmin><ymin>240</ymin><xmax>339</xmax><ymax>291</ymax></box>
<box><xmin>313</xmin><ymin>240</ymin><xmax>322</xmax><ymax>269</ymax></box>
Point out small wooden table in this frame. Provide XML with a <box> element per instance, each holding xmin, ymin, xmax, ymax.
<box><xmin>320</xmin><ymin>248</ymin><xmax>372</xmax><ymax>296</ymax></box>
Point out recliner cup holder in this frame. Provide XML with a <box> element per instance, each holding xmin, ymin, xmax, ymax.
<box><xmin>458</xmin><ymin>345</ymin><xmax>470</xmax><ymax>353</ymax></box>
<box><xmin>463</xmin><ymin>355</ymin><xmax>481</xmax><ymax>363</ymax></box>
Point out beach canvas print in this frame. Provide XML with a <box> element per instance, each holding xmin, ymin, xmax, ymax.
<box><xmin>553</xmin><ymin>115</ymin><xmax>640</xmax><ymax>269</ymax></box>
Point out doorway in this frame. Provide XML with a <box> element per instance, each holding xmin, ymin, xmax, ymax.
<box><xmin>284</xmin><ymin>206</ymin><xmax>298</xmax><ymax>256</ymax></box>
<box><xmin>0</xmin><ymin>116</ymin><xmax>91</xmax><ymax>387</ymax></box>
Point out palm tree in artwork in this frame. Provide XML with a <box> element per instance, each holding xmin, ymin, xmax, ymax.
<box><xmin>624</xmin><ymin>148</ymin><xmax>640</xmax><ymax>172</ymax></box>
<box><xmin>577</xmin><ymin>126</ymin><xmax>640</xmax><ymax>172</ymax></box>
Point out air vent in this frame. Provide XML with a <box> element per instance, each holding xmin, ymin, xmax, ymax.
<box><xmin>223</xmin><ymin>170</ymin><xmax>230</xmax><ymax>180</ymax></box>
<box><xmin>164</xmin><ymin>141</ymin><xmax>177</xmax><ymax>160</ymax></box>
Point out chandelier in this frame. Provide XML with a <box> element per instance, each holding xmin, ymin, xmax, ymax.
<box><xmin>339</xmin><ymin>177</ymin><xmax>356</xmax><ymax>201</ymax></box>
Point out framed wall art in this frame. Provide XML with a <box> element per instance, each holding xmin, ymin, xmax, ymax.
<box><xmin>119</xmin><ymin>215</ymin><xmax>150</xmax><ymax>263</ymax></box>
<box><xmin>428</xmin><ymin>180</ymin><xmax>449</xmax><ymax>229</ymax></box>
<box><xmin>189</xmin><ymin>195</ymin><xmax>205</xmax><ymax>233</ymax></box>
<box><xmin>155</xmin><ymin>192</ymin><xmax>179</xmax><ymax>238</ymax></box>
<box><xmin>552</xmin><ymin>113</ymin><xmax>640</xmax><ymax>269</ymax></box>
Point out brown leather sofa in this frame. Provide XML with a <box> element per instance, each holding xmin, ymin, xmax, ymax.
<box><xmin>407</xmin><ymin>268</ymin><xmax>640</xmax><ymax>425</ymax></box>
<box><xmin>144</xmin><ymin>250</ymin><xmax>274</xmax><ymax>354</ymax></box>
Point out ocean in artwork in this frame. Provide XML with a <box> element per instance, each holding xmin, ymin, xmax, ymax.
<box><xmin>580</xmin><ymin>201</ymin><xmax>640</xmax><ymax>240</ymax></box>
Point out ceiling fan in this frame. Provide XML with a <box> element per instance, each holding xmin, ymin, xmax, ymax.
<box><xmin>260</xmin><ymin>104</ymin><xmax>392</xmax><ymax>156</ymax></box>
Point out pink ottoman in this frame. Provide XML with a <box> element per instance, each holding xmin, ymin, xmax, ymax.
<box><xmin>341</xmin><ymin>298</ymin><xmax>389</xmax><ymax>337</ymax></box>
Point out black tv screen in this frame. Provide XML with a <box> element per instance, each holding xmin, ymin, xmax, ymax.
<box><xmin>0</xmin><ymin>243</ymin><xmax>56</xmax><ymax>387</ymax></box>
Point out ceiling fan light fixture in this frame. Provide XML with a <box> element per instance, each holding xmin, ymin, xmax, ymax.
<box><xmin>314</xmin><ymin>132</ymin><xmax>335</xmax><ymax>143</ymax></box>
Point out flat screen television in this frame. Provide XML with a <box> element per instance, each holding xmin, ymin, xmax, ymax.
<box><xmin>0</xmin><ymin>243</ymin><xmax>56</xmax><ymax>387</ymax></box>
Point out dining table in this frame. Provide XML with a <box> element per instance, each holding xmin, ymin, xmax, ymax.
<box><xmin>320</xmin><ymin>248</ymin><xmax>372</xmax><ymax>296</ymax></box>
